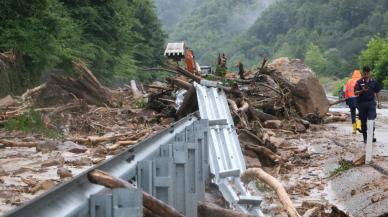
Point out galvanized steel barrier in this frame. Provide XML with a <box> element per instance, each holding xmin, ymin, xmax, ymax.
<box><xmin>2</xmin><ymin>114</ymin><xmax>203</xmax><ymax>217</ymax></box>
<box><xmin>194</xmin><ymin>81</ymin><xmax>262</xmax><ymax>214</ymax></box>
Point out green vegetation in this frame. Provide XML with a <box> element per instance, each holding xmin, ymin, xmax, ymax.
<box><xmin>0</xmin><ymin>0</ymin><xmax>166</xmax><ymax>97</ymax></box>
<box><xmin>228</xmin><ymin>0</ymin><xmax>388</xmax><ymax>77</ymax></box>
<box><xmin>255</xmin><ymin>180</ymin><xmax>271</xmax><ymax>192</ymax></box>
<box><xmin>156</xmin><ymin>0</ymin><xmax>388</xmax><ymax>83</ymax></box>
<box><xmin>329</xmin><ymin>159</ymin><xmax>354</xmax><ymax>177</ymax></box>
<box><xmin>5</xmin><ymin>111</ymin><xmax>61</xmax><ymax>138</ymax></box>
<box><xmin>359</xmin><ymin>37</ymin><xmax>388</xmax><ymax>89</ymax></box>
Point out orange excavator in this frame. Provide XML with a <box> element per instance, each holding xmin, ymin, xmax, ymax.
<box><xmin>164</xmin><ymin>42</ymin><xmax>202</xmax><ymax>75</ymax></box>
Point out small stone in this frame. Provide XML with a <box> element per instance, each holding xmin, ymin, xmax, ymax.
<box><xmin>268</xmin><ymin>136</ymin><xmax>285</xmax><ymax>147</ymax></box>
<box><xmin>30</xmin><ymin>180</ymin><xmax>56</xmax><ymax>194</ymax></box>
<box><xmin>245</xmin><ymin>156</ymin><xmax>262</xmax><ymax>168</ymax></box>
<box><xmin>264</xmin><ymin>120</ymin><xmax>282</xmax><ymax>129</ymax></box>
<box><xmin>36</xmin><ymin>141</ymin><xmax>57</xmax><ymax>153</ymax></box>
<box><xmin>351</xmin><ymin>189</ymin><xmax>356</xmax><ymax>196</ymax></box>
<box><xmin>65</xmin><ymin>157</ymin><xmax>92</xmax><ymax>166</ymax></box>
<box><xmin>371</xmin><ymin>195</ymin><xmax>381</xmax><ymax>203</ymax></box>
<box><xmin>160</xmin><ymin>117</ymin><xmax>175</xmax><ymax>126</ymax></box>
<box><xmin>57</xmin><ymin>167</ymin><xmax>72</xmax><ymax>179</ymax></box>
<box><xmin>90</xmin><ymin>145</ymin><xmax>107</xmax><ymax>158</ymax></box>
<box><xmin>56</xmin><ymin>141</ymin><xmax>87</xmax><ymax>153</ymax></box>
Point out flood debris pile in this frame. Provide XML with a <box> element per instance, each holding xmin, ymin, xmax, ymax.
<box><xmin>0</xmin><ymin>62</ymin><xmax>178</xmax><ymax>214</ymax></box>
<box><xmin>0</xmin><ymin>58</ymin><xmax>351</xmax><ymax>216</ymax></box>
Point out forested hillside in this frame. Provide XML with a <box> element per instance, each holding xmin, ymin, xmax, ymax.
<box><xmin>160</xmin><ymin>0</ymin><xmax>275</xmax><ymax>65</ymax></box>
<box><xmin>227</xmin><ymin>0</ymin><xmax>388</xmax><ymax>77</ymax></box>
<box><xmin>0</xmin><ymin>0</ymin><xmax>165</xmax><ymax>97</ymax></box>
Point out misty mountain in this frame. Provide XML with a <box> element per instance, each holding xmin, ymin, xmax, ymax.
<box><xmin>155</xmin><ymin>0</ymin><xmax>276</xmax><ymax>65</ymax></box>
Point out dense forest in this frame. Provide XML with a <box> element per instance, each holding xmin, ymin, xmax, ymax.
<box><xmin>0</xmin><ymin>0</ymin><xmax>166</xmax><ymax>97</ymax></box>
<box><xmin>227</xmin><ymin>0</ymin><xmax>388</xmax><ymax>77</ymax></box>
<box><xmin>157</xmin><ymin>0</ymin><xmax>388</xmax><ymax>86</ymax></box>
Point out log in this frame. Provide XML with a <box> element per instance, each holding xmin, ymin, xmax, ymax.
<box><xmin>88</xmin><ymin>169</ymin><xmax>185</xmax><ymax>217</ymax></box>
<box><xmin>0</xmin><ymin>139</ymin><xmax>44</xmax><ymax>148</ymax></box>
<box><xmin>106</xmin><ymin>140</ymin><xmax>138</xmax><ymax>151</ymax></box>
<box><xmin>33</xmin><ymin>62</ymin><xmax>118</xmax><ymax>107</ymax></box>
<box><xmin>241</xmin><ymin>168</ymin><xmax>301</xmax><ymax>217</ymax></box>
<box><xmin>302</xmin><ymin>207</ymin><xmax>320</xmax><ymax>217</ymax></box>
<box><xmin>144</xmin><ymin>207</ymin><xmax>160</xmax><ymax>217</ymax></box>
<box><xmin>70</xmin><ymin>130</ymin><xmax>148</xmax><ymax>146</ymax></box>
<box><xmin>245</xmin><ymin>144</ymin><xmax>282</xmax><ymax>163</ymax></box>
<box><xmin>176</xmin><ymin>85</ymin><xmax>198</xmax><ymax>118</ymax></box>
<box><xmin>130</xmin><ymin>80</ymin><xmax>143</xmax><ymax>99</ymax></box>
<box><xmin>198</xmin><ymin>201</ymin><xmax>254</xmax><ymax>217</ymax></box>
<box><xmin>238</xmin><ymin>100</ymin><xmax>249</xmax><ymax>113</ymax></box>
<box><xmin>165</xmin><ymin>63</ymin><xmax>202</xmax><ymax>83</ymax></box>
<box><xmin>248</xmin><ymin>108</ymin><xmax>279</xmax><ymax>122</ymax></box>
<box><xmin>166</xmin><ymin>77</ymin><xmax>192</xmax><ymax>90</ymax></box>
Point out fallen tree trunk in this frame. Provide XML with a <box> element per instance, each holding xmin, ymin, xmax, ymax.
<box><xmin>71</xmin><ymin>130</ymin><xmax>148</xmax><ymax>146</ymax></box>
<box><xmin>34</xmin><ymin>62</ymin><xmax>118</xmax><ymax>107</ymax></box>
<box><xmin>176</xmin><ymin>85</ymin><xmax>198</xmax><ymax>118</ymax></box>
<box><xmin>0</xmin><ymin>139</ymin><xmax>45</xmax><ymax>148</ymax></box>
<box><xmin>241</xmin><ymin>168</ymin><xmax>301</xmax><ymax>217</ymax></box>
<box><xmin>106</xmin><ymin>140</ymin><xmax>138</xmax><ymax>151</ymax></box>
<box><xmin>198</xmin><ymin>202</ymin><xmax>254</xmax><ymax>217</ymax></box>
<box><xmin>245</xmin><ymin>144</ymin><xmax>282</xmax><ymax>164</ymax></box>
<box><xmin>166</xmin><ymin>77</ymin><xmax>192</xmax><ymax>90</ymax></box>
<box><xmin>88</xmin><ymin>169</ymin><xmax>185</xmax><ymax>217</ymax></box>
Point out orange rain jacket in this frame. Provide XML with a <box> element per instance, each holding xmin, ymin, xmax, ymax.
<box><xmin>344</xmin><ymin>70</ymin><xmax>362</xmax><ymax>99</ymax></box>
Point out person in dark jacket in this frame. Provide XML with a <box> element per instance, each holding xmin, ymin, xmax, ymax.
<box><xmin>354</xmin><ymin>66</ymin><xmax>382</xmax><ymax>143</ymax></box>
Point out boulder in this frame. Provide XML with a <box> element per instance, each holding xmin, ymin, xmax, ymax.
<box><xmin>0</xmin><ymin>95</ymin><xmax>16</xmax><ymax>108</ymax></box>
<box><xmin>56</xmin><ymin>141</ymin><xmax>87</xmax><ymax>153</ymax></box>
<box><xmin>268</xmin><ymin>58</ymin><xmax>329</xmax><ymax>117</ymax></box>
<box><xmin>264</xmin><ymin>120</ymin><xmax>282</xmax><ymax>129</ymax></box>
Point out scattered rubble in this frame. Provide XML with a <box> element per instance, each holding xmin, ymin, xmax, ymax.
<box><xmin>0</xmin><ymin>58</ymin><xmax>364</xmax><ymax>216</ymax></box>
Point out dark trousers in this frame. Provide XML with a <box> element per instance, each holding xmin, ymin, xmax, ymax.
<box><xmin>358</xmin><ymin>101</ymin><xmax>377</xmax><ymax>141</ymax></box>
<box><xmin>347</xmin><ymin>97</ymin><xmax>357</xmax><ymax>123</ymax></box>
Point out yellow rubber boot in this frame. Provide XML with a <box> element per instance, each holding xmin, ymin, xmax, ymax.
<box><xmin>352</xmin><ymin>123</ymin><xmax>357</xmax><ymax>134</ymax></box>
<box><xmin>356</xmin><ymin>119</ymin><xmax>362</xmax><ymax>133</ymax></box>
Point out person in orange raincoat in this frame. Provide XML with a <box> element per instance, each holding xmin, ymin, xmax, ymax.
<box><xmin>344</xmin><ymin>70</ymin><xmax>362</xmax><ymax>134</ymax></box>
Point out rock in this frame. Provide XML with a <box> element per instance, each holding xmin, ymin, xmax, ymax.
<box><xmin>245</xmin><ymin>156</ymin><xmax>262</xmax><ymax>168</ymax></box>
<box><xmin>90</xmin><ymin>145</ymin><xmax>107</xmax><ymax>158</ymax></box>
<box><xmin>92</xmin><ymin>158</ymin><xmax>105</xmax><ymax>164</ymax></box>
<box><xmin>57</xmin><ymin>167</ymin><xmax>72</xmax><ymax>179</ymax></box>
<box><xmin>65</xmin><ymin>157</ymin><xmax>92</xmax><ymax>166</ymax></box>
<box><xmin>0</xmin><ymin>95</ymin><xmax>16</xmax><ymax>108</ymax></box>
<box><xmin>351</xmin><ymin>189</ymin><xmax>356</xmax><ymax>196</ymax></box>
<box><xmin>56</xmin><ymin>141</ymin><xmax>87</xmax><ymax>153</ymax></box>
<box><xmin>41</xmin><ymin>158</ymin><xmax>63</xmax><ymax>167</ymax></box>
<box><xmin>371</xmin><ymin>194</ymin><xmax>381</xmax><ymax>203</ymax></box>
<box><xmin>268</xmin><ymin>136</ymin><xmax>285</xmax><ymax>147</ymax></box>
<box><xmin>36</xmin><ymin>141</ymin><xmax>57</xmax><ymax>153</ymax></box>
<box><xmin>264</xmin><ymin>120</ymin><xmax>282</xmax><ymax>129</ymax></box>
<box><xmin>293</xmin><ymin>122</ymin><xmax>307</xmax><ymax>133</ymax></box>
<box><xmin>268</xmin><ymin>58</ymin><xmax>329</xmax><ymax>117</ymax></box>
<box><xmin>159</xmin><ymin>117</ymin><xmax>175</xmax><ymax>126</ymax></box>
<box><xmin>352</xmin><ymin>154</ymin><xmax>365</xmax><ymax>166</ymax></box>
<box><xmin>30</xmin><ymin>180</ymin><xmax>56</xmax><ymax>194</ymax></box>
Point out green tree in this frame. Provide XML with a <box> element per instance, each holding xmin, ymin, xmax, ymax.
<box><xmin>304</xmin><ymin>43</ymin><xmax>327</xmax><ymax>74</ymax></box>
<box><xmin>359</xmin><ymin>37</ymin><xmax>388</xmax><ymax>88</ymax></box>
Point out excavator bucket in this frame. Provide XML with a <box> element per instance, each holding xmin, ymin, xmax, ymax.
<box><xmin>164</xmin><ymin>42</ymin><xmax>185</xmax><ymax>61</ymax></box>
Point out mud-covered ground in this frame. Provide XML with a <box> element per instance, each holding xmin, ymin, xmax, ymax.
<box><xmin>257</xmin><ymin>106</ymin><xmax>387</xmax><ymax>217</ymax></box>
